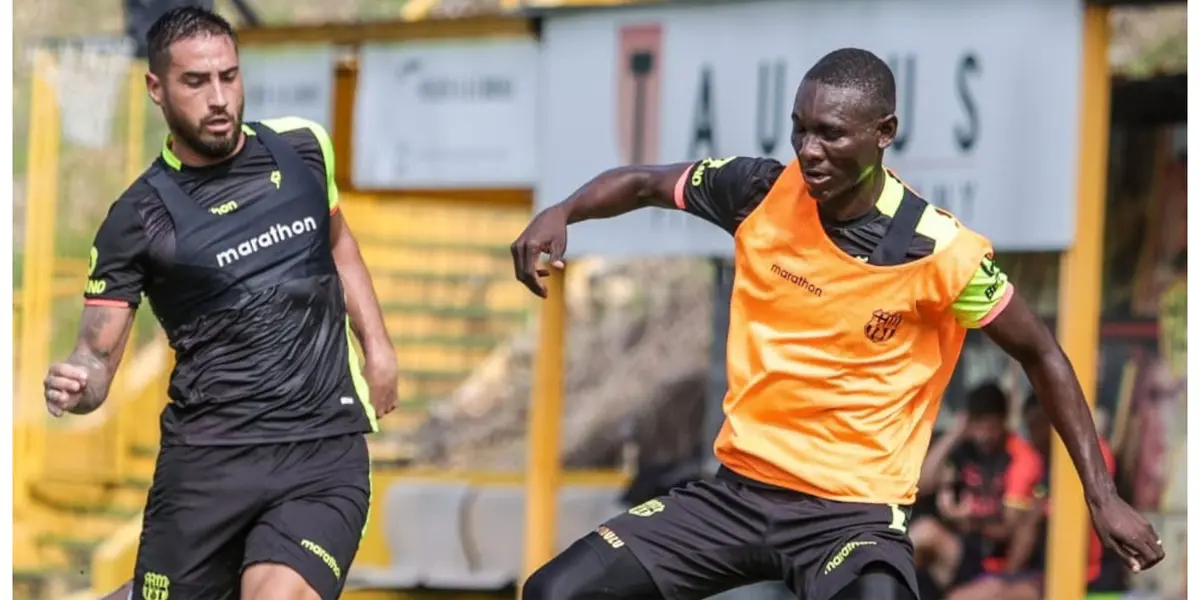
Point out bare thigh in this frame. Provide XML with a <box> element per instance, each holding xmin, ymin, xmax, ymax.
<box><xmin>241</xmin><ymin>563</ymin><xmax>320</xmax><ymax>600</ymax></box>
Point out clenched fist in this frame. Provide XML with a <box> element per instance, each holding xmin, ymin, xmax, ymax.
<box><xmin>44</xmin><ymin>362</ymin><xmax>89</xmax><ymax>417</ymax></box>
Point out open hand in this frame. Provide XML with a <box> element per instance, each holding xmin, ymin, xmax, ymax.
<box><xmin>510</xmin><ymin>206</ymin><xmax>568</xmax><ymax>298</ymax></box>
<box><xmin>44</xmin><ymin>362</ymin><xmax>88</xmax><ymax>417</ymax></box>
<box><xmin>1088</xmin><ymin>494</ymin><xmax>1165</xmax><ymax>573</ymax></box>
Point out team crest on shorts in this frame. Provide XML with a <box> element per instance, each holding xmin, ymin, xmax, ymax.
<box><xmin>864</xmin><ymin>309</ymin><xmax>902</xmax><ymax>343</ymax></box>
<box><xmin>628</xmin><ymin>499</ymin><xmax>665</xmax><ymax>517</ymax></box>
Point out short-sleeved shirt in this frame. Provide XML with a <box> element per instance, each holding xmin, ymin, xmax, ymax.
<box><xmin>675</xmin><ymin>156</ymin><xmax>1013</xmax><ymax>327</ymax></box>
<box><xmin>705</xmin><ymin>156</ymin><xmax>1001</xmax><ymax>504</ymax></box>
<box><xmin>85</xmin><ymin>117</ymin><xmax>340</xmax><ymax>308</ymax></box>
<box><xmin>84</xmin><ymin>117</ymin><xmax>376</xmax><ymax>445</ymax></box>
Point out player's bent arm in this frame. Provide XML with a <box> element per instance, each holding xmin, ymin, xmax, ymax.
<box><xmin>557</xmin><ymin>163</ymin><xmax>694</xmax><ymax>224</ymax></box>
<box><xmin>330</xmin><ymin>211</ymin><xmax>394</xmax><ymax>362</ymax></box>
<box><xmin>65</xmin><ymin>304</ymin><xmax>136</xmax><ymax>414</ymax></box>
<box><xmin>981</xmin><ymin>291</ymin><xmax>1118</xmax><ymax>505</ymax></box>
<box><xmin>512</xmin><ymin>163</ymin><xmax>692</xmax><ymax>297</ymax></box>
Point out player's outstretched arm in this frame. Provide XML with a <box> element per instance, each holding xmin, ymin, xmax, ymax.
<box><xmin>981</xmin><ymin>290</ymin><xmax>1164</xmax><ymax>572</ymax></box>
<box><xmin>331</xmin><ymin>211</ymin><xmax>398</xmax><ymax>419</ymax></box>
<box><xmin>511</xmin><ymin>163</ymin><xmax>692</xmax><ymax>297</ymax></box>
<box><xmin>44</xmin><ymin>305</ymin><xmax>136</xmax><ymax>417</ymax></box>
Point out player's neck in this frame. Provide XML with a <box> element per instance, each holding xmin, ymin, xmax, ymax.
<box><xmin>817</xmin><ymin>166</ymin><xmax>887</xmax><ymax>223</ymax></box>
<box><xmin>167</xmin><ymin>132</ymin><xmax>246</xmax><ymax>168</ymax></box>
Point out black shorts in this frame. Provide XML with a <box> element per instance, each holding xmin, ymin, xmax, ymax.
<box><xmin>134</xmin><ymin>433</ymin><xmax>371</xmax><ymax>600</ymax></box>
<box><xmin>600</xmin><ymin>468</ymin><xmax>918</xmax><ymax>600</ymax></box>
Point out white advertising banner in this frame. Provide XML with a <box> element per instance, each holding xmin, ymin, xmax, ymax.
<box><xmin>240</xmin><ymin>44</ymin><xmax>336</xmax><ymax>131</ymax></box>
<box><xmin>538</xmin><ymin>0</ymin><xmax>1083</xmax><ymax>257</ymax></box>
<box><xmin>353</xmin><ymin>38</ymin><xmax>539</xmax><ymax>189</ymax></box>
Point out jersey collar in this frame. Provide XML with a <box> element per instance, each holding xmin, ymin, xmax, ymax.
<box><xmin>160</xmin><ymin>124</ymin><xmax>256</xmax><ymax>170</ymax></box>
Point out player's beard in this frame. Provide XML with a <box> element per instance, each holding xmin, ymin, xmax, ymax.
<box><xmin>163</xmin><ymin>97</ymin><xmax>245</xmax><ymax>161</ymax></box>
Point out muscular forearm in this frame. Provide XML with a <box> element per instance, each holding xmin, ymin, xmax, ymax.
<box><xmin>63</xmin><ymin>305</ymin><xmax>134</xmax><ymax>414</ymax></box>
<box><xmin>334</xmin><ymin>238</ymin><xmax>393</xmax><ymax>361</ymax></box>
<box><xmin>560</xmin><ymin>165</ymin><xmax>684</xmax><ymax>224</ymax></box>
<box><xmin>1023</xmin><ymin>352</ymin><xmax>1115</xmax><ymax>503</ymax></box>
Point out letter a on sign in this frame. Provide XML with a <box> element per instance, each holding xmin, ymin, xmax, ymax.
<box><xmin>616</xmin><ymin>24</ymin><xmax>662</xmax><ymax>166</ymax></box>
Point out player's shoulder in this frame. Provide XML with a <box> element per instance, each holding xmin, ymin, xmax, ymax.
<box><xmin>257</xmin><ymin>115</ymin><xmax>330</xmax><ymax>140</ymax></box>
<box><xmin>686</xmin><ymin>155</ymin><xmax>785</xmax><ymax>192</ymax></box>
<box><xmin>108</xmin><ymin>174</ymin><xmax>158</xmax><ymax>217</ymax></box>
<box><xmin>256</xmin><ymin>116</ymin><xmax>334</xmax><ymax>159</ymax></box>
<box><xmin>902</xmin><ymin>186</ymin><xmax>993</xmax><ymax>259</ymax></box>
<box><xmin>692</xmin><ymin>155</ymin><xmax>783</xmax><ymax>177</ymax></box>
<box><xmin>898</xmin><ymin>182</ymin><xmax>964</xmax><ymax>252</ymax></box>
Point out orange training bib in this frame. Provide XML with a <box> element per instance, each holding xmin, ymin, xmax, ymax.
<box><xmin>713</xmin><ymin>160</ymin><xmax>991</xmax><ymax>505</ymax></box>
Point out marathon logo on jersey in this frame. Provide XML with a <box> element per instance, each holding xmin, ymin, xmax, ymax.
<box><xmin>216</xmin><ymin>217</ymin><xmax>318</xmax><ymax>267</ymax></box>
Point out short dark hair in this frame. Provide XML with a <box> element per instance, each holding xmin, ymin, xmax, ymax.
<box><xmin>802</xmin><ymin>47</ymin><xmax>896</xmax><ymax>116</ymax></box>
<box><xmin>147</xmin><ymin>6</ymin><xmax>237</xmax><ymax>75</ymax></box>
<box><xmin>965</xmin><ymin>382</ymin><xmax>1008</xmax><ymax>419</ymax></box>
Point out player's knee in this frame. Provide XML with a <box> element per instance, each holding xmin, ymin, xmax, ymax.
<box><xmin>831</xmin><ymin>563</ymin><xmax>917</xmax><ymax>600</ymax></box>
<box><xmin>241</xmin><ymin>563</ymin><xmax>321</xmax><ymax>600</ymax></box>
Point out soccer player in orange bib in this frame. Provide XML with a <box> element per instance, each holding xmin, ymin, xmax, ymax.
<box><xmin>512</xmin><ymin>48</ymin><xmax>1163</xmax><ymax>600</ymax></box>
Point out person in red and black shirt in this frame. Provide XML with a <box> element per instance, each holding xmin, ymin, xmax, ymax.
<box><xmin>947</xmin><ymin>394</ymin><xmax>1122</xmax><ymax>600</ymax></box>
<box><xmin>910</xmin><ymin>383</ymin><xmax>1042</xmax><ymax>596</ymax></box>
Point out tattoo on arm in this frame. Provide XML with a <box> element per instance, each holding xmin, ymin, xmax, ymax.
<box><xmin>68</xmin><ymin>306</ymin><xmax>135</xmax><ymax>414</ymax></box>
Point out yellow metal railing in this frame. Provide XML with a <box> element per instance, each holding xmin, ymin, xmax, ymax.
<box><xmin>15</xmin><ymin>50</ymin><xmax>151</xmax><ymax>501</ymax></box>
<box><xmin>339</xmin><ymin>193</ymin><xmax>533</xmax><ymax>457</ymax></box>
<box><xmin>16</xmin><ymin>50</ymin><xmax>63</xmax><ymax>517</ymax></box>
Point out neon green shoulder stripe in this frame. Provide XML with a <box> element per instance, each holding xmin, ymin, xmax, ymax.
<box><xmin>259</xmin><ymin>117</ymin><xmax>339</xmax><ymax>210</ymax></box>
<box><xmin>875</xmin><ymin>173</ymin><xmax>960</xmax><ymax>252</ymax></box>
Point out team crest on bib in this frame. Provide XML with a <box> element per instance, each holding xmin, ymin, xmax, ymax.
<box><xmin>864</xmin><ymin>309</ymin><xmax>902</xmax><ymax>343</ymax></box>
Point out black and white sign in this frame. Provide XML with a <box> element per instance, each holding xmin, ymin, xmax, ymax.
<box><xmin>538</xmin><ymin>0</ymin><xmax>1083</xmax><ymax>257</ymax></box>
<box><xmin>240</xmin><ymin>44</ymin><xmax>336</xmax><ymax>130</ymax></box>
<box><xmin>353</xmin><ymin>38</ymin><xmax>538</xmax><ymax>189</ymax></box>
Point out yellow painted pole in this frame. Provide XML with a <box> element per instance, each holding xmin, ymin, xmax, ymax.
<box><xmin>113</xmin><ymin>60</ymin><xmax>147</xmax><ymax>482</ymax></box>
<box><xmin>1045</xmin><ymin>5</ymin><xmax>1110</xmax><ymax>600</ymax></box>
<box><xmin>400</xmin><ymin>0</ymin><xmax>440</xmax><ymax>21</ymax></box>
<box><xmin>16</xmin><ymin>50</ymin><xmax>62</xmax><ymax>515</ymax></box>
<box><xmin>125</xmin><ymin>61</ymin><xmax>146</xmax><ymax>185</ymax></box>
<box><xmin>521</xmin><ymin>267</ymin><xmax>568</xmax><ymax>588</ymax></box>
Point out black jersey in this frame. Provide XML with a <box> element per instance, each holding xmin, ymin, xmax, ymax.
<box><xmin>85</xmin><ymin>117</ymin><xmax>377</xmax><ymax>445</ymax></box>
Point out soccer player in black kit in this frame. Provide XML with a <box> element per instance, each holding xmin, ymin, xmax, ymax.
<box><xmin>41</xmin><ymin>8</ymin><xmax>395</xmax><ymax>600</ymax></box>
